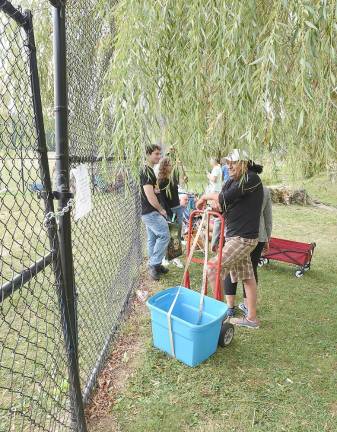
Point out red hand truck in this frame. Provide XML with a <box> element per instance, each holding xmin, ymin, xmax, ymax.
<box><xmin>183</xmin><ymin>209</ymin><xmax>225</xmax><ymax>301</ymax></box>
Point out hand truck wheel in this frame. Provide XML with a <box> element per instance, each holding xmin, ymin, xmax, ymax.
<box><xmin>218</xmin><ymin>322</ymin><xmax>234</xmax><ymax>347</ymax></box>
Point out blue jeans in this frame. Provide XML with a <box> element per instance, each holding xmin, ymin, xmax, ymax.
<box><xmin>171</xmin><ymin>205</ymin><xmax>183</xmax><ymax>224</ymax></box>
<box><xmin>211</xmin><ymin>218</ymin><xmax>221</xmax><ymax>251</ymax></box>
<box><xmin>141</xmin><ymin>211</ymin><xmax>170</xmax><ymax>267</ymax></box>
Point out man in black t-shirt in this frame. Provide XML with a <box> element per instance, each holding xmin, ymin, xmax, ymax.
<box><xmin>140</xmin><ymin>145</ymin><xmax>170</xmax><ymax>281</ymax></box>
<box><xmin>196</xmin><ymin>149</ymin><xmax>263</xmax><ymax>329</ymax></box>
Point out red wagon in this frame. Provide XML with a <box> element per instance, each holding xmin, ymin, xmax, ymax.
<box><xmin>259</xmin><ymin>236</ymin><xmax>316</xmax><ymax>278</ymax></box>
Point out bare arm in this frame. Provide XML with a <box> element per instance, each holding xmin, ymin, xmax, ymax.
<box><xmin>196</xmin><ymin>192</ymin><xmax>220</xmax><ymax>209</ymax></box>
<box><xmin>207</xmin><ymin>173</ymin><xmax>218</xmax><ymax>182</ymax></box>
<box><xmin>143</xmin><ymin>185</ymin><xmax>167</xmax><ymax>217</ymax></box>
<box><xmin>208</xmin><ymin>166</ymin><xmax>221</xmax><ymax>183</ymax></box>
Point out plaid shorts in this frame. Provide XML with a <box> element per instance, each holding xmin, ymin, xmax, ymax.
<box><xmin>208</xmin><ymin>236</ymin><xmax>258</xmax><ymax>283</ymax></box>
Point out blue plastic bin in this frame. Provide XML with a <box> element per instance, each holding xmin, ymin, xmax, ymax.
<box><xmin>146</xmin><ymin>286</ymin><xmax>228</xmax><ymax>367</ymax></box>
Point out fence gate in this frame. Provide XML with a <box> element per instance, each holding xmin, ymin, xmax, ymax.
<box><xmin>0</xmin><ymin>1</ymin><xmax>143</xmax><ymax>431</ymax></box>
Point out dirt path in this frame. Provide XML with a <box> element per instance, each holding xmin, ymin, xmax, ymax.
<box><xmin>85</xmin><ymin>272</ymin><xmax>154</xmax><ymax>432</ymax></box>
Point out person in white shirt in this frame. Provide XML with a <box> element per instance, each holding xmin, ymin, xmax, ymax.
<box><xmin>206</xmin><ymin>157</ymin><xmax>223</xmax><ymax>193</ymax></box>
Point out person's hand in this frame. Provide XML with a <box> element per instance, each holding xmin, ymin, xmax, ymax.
<box><xmin>210</xmin><ymin>200</ymin><xmax>221</xmax><ymax>212</ymax></box>
<box><xmin>159</xmin><ymin>209</ymin><xmax>167</xmax><ymax>218</ymax></box>
<box><xmin>183</xmin><ymin>175</ymin><xmax>188</xmax><ymax>183</ymax></box>
<box><xmin>196</xmin><ymin>197</ymin><xmax>206</xmax><ymax>210</ymax></box>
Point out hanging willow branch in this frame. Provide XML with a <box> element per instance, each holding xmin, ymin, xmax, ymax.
<box><xmin>99</xmin><ymin>0</ymin><xmax>337</xmax><ymax>179</ymax></box>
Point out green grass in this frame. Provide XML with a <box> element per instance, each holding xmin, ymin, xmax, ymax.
<box><xmin>110</xmin><ymin>201</ymin><xmax>337</xmax><ymax>432</ymax></box>
<box><xmin>0</xmin><ymin>181</ymin><xmax>142</xmax><ymax>431</ymax></box>
<box><xmin>291</xmin><ymin>175</ymin><xmax>337</xmax><ymax>207</ymax></box>
<box><xmin>1</xmin><ymin>161</ymin><xmax>336</xmax><ymax>431</ymax></box>
<box><xmin>184</xmin><ymin>170</ymin><xmax>207</xmax><ymax>195</ymax></box>
<box><xmin>185</xmin><ymin>170</ymin><xmax>337</xmax><ymax>208</ymax></box>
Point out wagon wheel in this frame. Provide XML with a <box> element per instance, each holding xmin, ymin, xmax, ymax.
<box><xmin>218</xmin><ymin>322</ymin><xmax>234</xmax><ymax>347</ymax></box>
<box><xmin>304</xmin><ymin>263</ymin><xmax>310</xmax><ymax>271</ymax></box>
<box><xmin>258</xmin><ymin>257</ymin><xmax>269</xmax><ymax>267</ymax></box>
<box><xmin>295</xmin><ymin>269</ymin><xmax>304</xmax><ymax>278</ymax></box>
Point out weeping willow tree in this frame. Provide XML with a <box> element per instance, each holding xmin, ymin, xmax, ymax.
<box><xmin>100</xmin><ymin>0</ymin><xmax>336</xmax><ymax>178</ymax></box>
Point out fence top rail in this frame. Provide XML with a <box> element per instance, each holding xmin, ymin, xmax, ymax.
<box><xmin>0</xmin><ymin>0</ymin><xmax>29</xmax><ymax>27</ymax></box>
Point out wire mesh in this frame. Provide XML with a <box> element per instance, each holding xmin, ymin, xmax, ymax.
<box><xmin>0</xmin><ymin>5</ymin><xmax>72</xmax><ymax>432</ymax></box>
<box><xmin>65</xmin><ymin>0</ymin><xmax>143</xmax><ymax>399</ymax></box>
<box><xmin>1</xmin><ymin>1</ymin><xmax>144</xmax><ymax>430</ymax></box>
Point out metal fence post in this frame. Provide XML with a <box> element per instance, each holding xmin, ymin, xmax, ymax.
<box><xmin>24</xmin><ymin>11</ymin><xmax>56</xmax><ymax>247</ymax></box>
<box><xmin>51</xmin><ymin>2</ymin><xmax>87</xmax><ymax>431</ymax></box>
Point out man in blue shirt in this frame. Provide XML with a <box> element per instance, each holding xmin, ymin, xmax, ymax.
<box><xmin>221</xmin><ymin>157</ymin><xmax>230</xmax><ymax>182</ymax></box>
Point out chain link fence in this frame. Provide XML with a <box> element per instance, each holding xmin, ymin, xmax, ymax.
<box><xmin>0</xmin><ymin>1</ymin><xmax>143</xmax><ymax>431</ymax></box>
<box><xmin>65</xmin><ymin>0</ymin><xmax>143</xmax><ymax>402</ymax></box>
<box><xmin>0</xmin><ymin>4</ymin><xmax>73</xmax><ymax>431</ymax></box>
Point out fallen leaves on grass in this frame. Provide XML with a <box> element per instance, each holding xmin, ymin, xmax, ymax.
<box><xmin>85</xmin><ymin>269</ymin><xmax>156</xmax><ymax>428</ymax></box>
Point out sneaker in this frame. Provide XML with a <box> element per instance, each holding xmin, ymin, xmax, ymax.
<box><xmin>230</xmin><ymin>317</ymin><xmax>260</xmax><ymax>329</ymax></box>
<box><xmin>238</xmin><ymin>303</ymin><xmax>248</xmax><ymax>316</ymax></box>
<box><xmin>162</xmin><ymin>258</ymin><xmax>170</xmax><ymax>267</ymax></box>
<box><xmin>171</xmin><ymin>258</ymin><xmax>184</xmax><ymax>269</ymax></box>
<box><xmin>149</xmin><ymin>266</ymin><xmax>161</xmax><ymax>281</ymax></box>
<box><xmin>224</xmin><ymin>307</ymin><xmax>236</xmax><ymax>319</ymax></box>
<box><xmin>155</xmin><ymin>264</ymin><xmax>169</xmax><ymax>274</ymax></box>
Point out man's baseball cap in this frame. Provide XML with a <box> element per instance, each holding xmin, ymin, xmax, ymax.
<box><xmin>225</xmin><ymin>148</ymin><xmax>249</xmax><ymax>162</ymax></box>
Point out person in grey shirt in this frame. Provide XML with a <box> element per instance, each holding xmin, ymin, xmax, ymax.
<box><xmin>224</xmin><ymin>186</ymin><xmax>273</xmax><ymax>318</ymax></box>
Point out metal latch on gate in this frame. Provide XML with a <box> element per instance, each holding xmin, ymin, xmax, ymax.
<box><xmin>43</xmin><ymin>191</ymin><xmax>74</xmax><ymax>227</ymax></box>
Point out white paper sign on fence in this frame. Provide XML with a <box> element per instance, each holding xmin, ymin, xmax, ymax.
<box><xmin>71</xmin><ymin>164</ymin><xmax>92</xmax><ymax>221</ymax></box>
